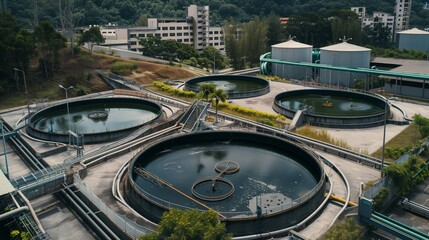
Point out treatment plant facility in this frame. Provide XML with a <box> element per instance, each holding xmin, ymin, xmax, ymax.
<box><xmin>1</xmin><ymin>64</ymin><xmax>429</xmax><ymax>240</ymax></box>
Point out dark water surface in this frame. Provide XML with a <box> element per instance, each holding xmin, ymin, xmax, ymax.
<box><xmin>134</xmin><ymin>140</ymin><xmax>318</xmax><ymax>213</ymax></box>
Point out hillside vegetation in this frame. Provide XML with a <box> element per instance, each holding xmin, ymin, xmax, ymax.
<box><xmin>5</xmin><ymin>0</ymin><xmax>429</xmax><ymax>28</ymax></box>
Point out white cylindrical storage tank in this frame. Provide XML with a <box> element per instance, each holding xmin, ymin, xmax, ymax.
<box><xmin>397</xmin><ymin>28</ymin><xmax>429</xmax><ymax>52</ymax></box>
<box><xmin>271</xmin><ymin>40</ymin><xmax>312</xmax><ymax>80</ymax></box>
<box><xmin>319</xmin><ymin>41</ymin><xmax>371</xmax><ymax>87</ymax></box>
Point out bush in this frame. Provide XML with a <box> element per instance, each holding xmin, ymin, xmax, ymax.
<box><xmin>217</xmin><ymin>102</ymin><xmax>284</xmax><ymax>121</ymax></box>
<box><xmin>324</xmin><ymin>217</ymin><xmax>363</xmax><ymax>240</ymax></box>
<box><xmin>111</xmin><ymin>61</ymin><xmax>138</xmax><ymax>75</ymax></box>
<box><xmin>153</xmin><ymin>81</ymin><xmax>196</xmax><ymax>98</ymax></box>
<box><xmin>373</xmin><ymin>187</ymin><xmax>389</xmax><ymax>211</ymax></box>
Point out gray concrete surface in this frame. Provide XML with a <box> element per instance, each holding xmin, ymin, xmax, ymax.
<box><xmin>2</xmin><ymin>79</ymin><xmax>429</xmax><ymax>239</ymax></box>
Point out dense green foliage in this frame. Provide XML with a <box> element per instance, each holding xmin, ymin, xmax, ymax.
<box><xmin>110</xmin><ymin>62</ymin><xmax>137</xmax><ymax>75</ymax></box>
<box><xmin>324</xmin><ymin>217</ymin><xmax>363</xmax><ymax>240</ymax></box>
<box><xmin>413</xmin><ymin>114</ymin><xmax>429</xmax><ymax>138</ymax></box>
<box><xmin>373</xmin><ymin>187</ymin><xmax>389</xmax><ymax>211</ymax></box>
<box><xmin>78</xmin><ymin>26</ymin><xmax>105</xmax><ymax>54</ymax></box>
<box><xmin>370</xmin><ymin>47</ymin><xmax>428</xmax><ymax>60</ymax></box>
<box><xmin>0</xmin><ymin>13</ymin><xmax>67</xmax><ymax>94</ymax></box>
<box><xmin>139</xmin><ymin>209</ymin><xmax>232</xmax><ymax>240</ymax></box>
<box><xmin>4</xmin><ymin>0</ymin><xmax>429</xmax><ymax>29</ymax></box>
<box><xmin>153</xmin><ymin>81</ymin><xmax>197</xmax><ymax>98</ymax></box>
<box><xmin>383</xmin><ymin>156</ymin><xmax>429</xmax><ymax>195</ymax></box>
<box><xmin>139</xmin><ymin>36</ymin><xmax>227</xmax><ymax>69</ymax></box>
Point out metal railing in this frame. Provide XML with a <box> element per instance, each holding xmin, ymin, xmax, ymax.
<box><xmin>73</xmin><ymin>174</ymin><xmax>152</xmax><ymax>238</ymax></box>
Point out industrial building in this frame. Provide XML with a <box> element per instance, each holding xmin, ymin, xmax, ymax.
<box><xmin>127</xmin><ymin>5</ymin><xmax>225</xmax><ymax>54</ymax></box>
<box><xmin>319</xmin><ymin>40</ymin><xmax>371</xmax><ymax>87</ymax></box>
<box><xmin>396</xmin><ymin>28</ymin><xmax>429</xmax><ymax>52</ymax></box>
<box><xmin>271</xmin><ymin>39</ymin><xmax>313</xmax><ymax>80</ymax></box>
<box><xmin>372</xmin><ymin>57</ymin><xmax>429</xmax><ymax>99</ymax></box>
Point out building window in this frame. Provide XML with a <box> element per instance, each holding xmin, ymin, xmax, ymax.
<box><xmin>177</xmin><ymin>33</ymin><xmax>182</xmax><ymax>36</ymax></box>
<box><xmin>147</xmin><ymin>33</ymin><xmax>153</xmax><ymax>36</ymax></box>
<box><xmin>184</xmin><ymin>32</ymin><xmax>189</xmax><ymax>36</ymax></box>
<box><xmin>155</xmin><ymin>33</ymin><xmax>161</xmax><ymax>37</ymax></box>
<box><xmin>214</xmin><ymin>31</ymin><xmax>219</xmax><ymax>34</ymax></box>
<box><xmin>209</xmin><ymin>31</ymin><xmax>213</xmax><ymax>34</ymax></box>
<box><xmin>184</xmin><ymin>39</ymin><xmax>189</xmax><ymax>42</ymax></box>
<box><xmin>177</xmin><ymin>27</ymin><xmax>182</xmax><ymax>30</ymax></box>
<box><xmin>130</xmin><ymin>41</ymin><xmax>137</xmax><ymax>45</ymax></box>
<box><xmin>139</xmin><ymin>34</ymin><xmax>145</xmax><ymax>37</ymax></box>
<box><xmin>162</xmin><ymin>27</ymin><xmax>168</xmax><ymax>30</ymax></box>
<box><xmin>184</xmin><ymin>26</ymin><xmax>189</xmax><ymax>30</ymax></box>
<box><xmin>209</xmin><ymin>43</ymin><xmax>213</xmax><ymax>46</ymax></box>
<box><xmin>215</xmin><ymin>43</ymin><xmax>219</xmax><ymax>46</ymax></box>
<box><xmin>215</xmin><ymin>37</ymin><xmax>219</xmax><ymax>40</ymax></box>
<box><xmin>162</xmin><ymin>33</ymin><xmax>168</xmax><ymax>37</ymax></box>
<box><xmin>130</xmin><ymin>34</ymin><xmax>136</xmax><ymax>38</ymax></box>
<box><xmin>170</xmin><ymin>27</ymin><xmax>175</xmax><ymax>30</ymax></box>
<box><xmin>178</xmin><ymin>39</ymin><xmax>182</xmax><ymax>42</ymax></box>
<box><xmin>170</xmin><ymin>33</ymin><xmax>175</xmax><ymax>36</ymax></box>
<box><xmin>209</xmin><ymin>37</ymin><xmax>213</xmax><ymax>40</ymax></box>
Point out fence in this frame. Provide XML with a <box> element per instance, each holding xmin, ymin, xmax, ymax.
<box><xmin>362</xmin><ymin>138</ymin><xmax>429</xmax><ymax>210</ymax></box>
<box><xmin>73</xmin><ymin>174</ymin><xmax>153</xmax><ymax>239</ymax></box>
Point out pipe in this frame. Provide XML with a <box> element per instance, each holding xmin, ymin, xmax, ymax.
<box><xmin>0</xmin><ymin>206</ymin><xmax>29</xmax><ymax>221</ymax></box>
<box><xmin>18</xmin><ymin>191</ymin><xmax>46</xmax><ymax>234</ymax></box>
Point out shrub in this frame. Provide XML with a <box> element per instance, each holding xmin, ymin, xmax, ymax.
<box><xmin>373</xmin><ymin>187</ymin><xmax>389</xmax><ymax>211</ymax></box>
<box><xmin>153</xmin><ymin>81</ymin><xmax>196</xmax><ymax>98</ymax></box>
<box><xmin>111</xmin><ymin>61</ymin><xmax>138</xmax><ymax>75</ymax></box>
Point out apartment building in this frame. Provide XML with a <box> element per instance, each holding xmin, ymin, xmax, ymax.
<box><xmin>395</xmin><ymin>0</ymin><xmax>412</xmax><ymax>32</ymax></box>
<box><xmin>352</xmin><ymin>7</ymin><xmax>395</xmax><ymax>39</ymax></box>
<box><xmin>128</xmin><ymin>5</ymin><xmax>225</xmax><ymax>54</ymax></box>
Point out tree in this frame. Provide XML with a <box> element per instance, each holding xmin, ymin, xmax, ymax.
<box><xmin>197</xmin><ymin>83</ymin><xmax>216</xmax><ymax>102</ymax></box>
<box><xmin>412</xmin><ymin>114</ymin><xmax>429</xmax><ymax>138</ymax></box>
<box><xmin>139</xmin><ymin>35</ymin><xmax>162</xmax><ymax>57</ymax></box>
<box><xmin>135</xmin><ymin>14</ymin><xmax>148</xmax><ymax>26</ymax></box>
<box><xmin>58</xmin><ymin>0</ymin><xmax>84</xmax><ymax>55</ymax></box>
<box><xmin>139</xmin><ymin>209</ymin><xmax>232</xmax><ymax>240</ymax></box>
<box><xmin>34</xmin><ymin>21</ymin><xmax>67</xmax><ymax>80</ymax></box>
<box><xmin>202</xmin><ymin>46</ymin><xmax>226</xmax><ymax>71</ymax></box>
<box><xmin>266</xmin><ymin>12</ymin><xmax>284</xmax><ymax>48</ymax></box>
<box><xmin>224</xmin><ymin>22</ymin><xmax>242</xmax><ymax>70</ymax></box>
<box><xmin>209</xmin><ymin>88</ymin><xmax>228</xmax><ymax>124</ymax></box>
<box><xmin>0</xmin><ymin>13</ymin><xmax>35</xmax><ymax>94</ymax></box>
<box><xmin>326</xmin><ymin>10</ymin><xmax>362</xmax><ymax>44</ymax></box>
<box><xmin>286</xmin><ymin>12</ymin><xmax>332</xmax><ymax>48</ymax></box>
<box><xmin>78</xmin><ymin>26</ymin><xmax>104</xmax><ymax>55</ymax></box>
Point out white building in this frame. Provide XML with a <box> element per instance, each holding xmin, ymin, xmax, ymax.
<box><xmin>395</xmin><ymin>0</ymin><xmax>412</xmax><ymax>32</ymax></box>
<box><xmin>128</xmin><ymin>5</ymin><xmax>225</xmax><ymax>54</ymax></box>
<box><xmin>351</xmin><ymin>7</ymin><xmax>395</xmax><ymax>38</ymax></box>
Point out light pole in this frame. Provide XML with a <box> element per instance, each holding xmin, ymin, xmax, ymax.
<box><xmin>59</xmin><ymin>85</ymin><xmax>74</xmax><ymax>130</ymax></box>
<box><xmin>13</xmin><ymin>68</ymin><xmax>30</xmax><ymax>115</ymax></box>
<box><xmin>1</xmin><ymin>120</ymin><xmax>9</xmax><ymax>179</ymax></box>
<box><xmin>381</xmin><ymin>99</ymin><xmax>388</xmax><ymax>177</ymax></box>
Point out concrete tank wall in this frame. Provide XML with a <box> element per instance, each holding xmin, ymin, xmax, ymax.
<box><xmin>397</xmin><ymin>33</ymin><xmax>429</xmax><ymax>52</ymax></box>
<box><xmin>319</xmin><ymin>50</ymin><xmax>370</xmax><ymax>87</ymax></box>
<box><xmin>272</xmin><ymin>47</ymin><xmax>312</xmax><ymax>80</ymax></box>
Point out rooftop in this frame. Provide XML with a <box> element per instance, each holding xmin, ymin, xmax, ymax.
<box><xmin>320</xmin><ymin>42</ymin><xmax>371</xmax><ymax>52</ymax></box>
<box><xmin>397</xmin><ymin>28</ymin><xmax>429</xmax><ymax>35</ymax></box>
<box><xmin>272</xmin><ymin>39</ymin><xmax>312</xmax><ymax>49</ymax></box>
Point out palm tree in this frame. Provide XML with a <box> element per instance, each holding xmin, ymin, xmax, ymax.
<box><xmin>209</xmin><ymin>88</ymin><xmax>228</xmax><ymax>124</ymax></box>
<box><xmin>196</xmin><ymin>83</ymin><xmax>216</xmax><ymax>102</ymax></box>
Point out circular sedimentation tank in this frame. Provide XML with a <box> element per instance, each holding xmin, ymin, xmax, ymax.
<box><xmin>27</xmin><ymin>97</ymin><xmax>162</xmax><ymax>143</ymax></box>
<box><xmin>125</xmin><ymin>131</ymin><xmax>326</xmax><ymax>236</ymax></box>
<box><xmin>273</xmin><ymin>89</ymin><xmax>388</xmax><ymax>128</ymax></box>
<box><xmin>184</xmin><ymin>75</ymin><xmax>270</xmax><ymax>99</ymax></box>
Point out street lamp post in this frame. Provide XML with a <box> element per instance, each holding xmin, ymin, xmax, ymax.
<box><xmin>59</xmin><ymin>85</ymin><xmax>74</xmax><ymax>130</ymax></box>
<box><xmin>1</xmin><ymin>120</ymin><xmax>9</xmax><ymax>179</ymax></box>
<box><xmin>381</xmin><ymin>99</ymin><xmax>388</xmax><ymax>177</ymax></box>
<box><xmin>13</xmin><ymin>68</ymin><xmax>30</xmax><ymax>115</ymax></box>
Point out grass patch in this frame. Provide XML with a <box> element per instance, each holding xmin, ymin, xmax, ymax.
<box><xmin>147</xmin><ymin>82</ymin><xmax>288</xmax><ymax>128</ymax></box>
<box><xmin>372</xmin><ymin>124</ymin><xmax>421</xmax><ymax>162</ymax></box>
<box><xmin>111</xmin><ymin>61</ymin><xmax>138</xmax><ymax>75</ymax></box>
<box><xmin>294</xmin><ymin>125</ymin><xmax>368</xmax><ymax>153</ymax></box>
